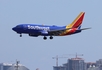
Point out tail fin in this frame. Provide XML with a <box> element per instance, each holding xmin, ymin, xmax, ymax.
<box><xmin>77</xmin><ymin>25</ymin><xmax>81</xmax><ymax>29</ymax></box>
<box><xmin>66</xmin><ymin>12</ymin><xmax>85</xmax><ymax>28</ymax></box>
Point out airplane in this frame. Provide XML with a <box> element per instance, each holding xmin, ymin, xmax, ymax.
<box><xmin>12</xmin><ymin>12</ymin><xmax>90</xmax><ymax>40</ymax></box>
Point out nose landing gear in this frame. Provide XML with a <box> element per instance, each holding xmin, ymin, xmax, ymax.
<box><xmin>20</xmin><ymin>34</ymin><xmax>22</xmax><ymax>37</ymax></box>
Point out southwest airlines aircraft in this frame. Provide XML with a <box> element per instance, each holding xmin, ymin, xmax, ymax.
<box><xmin>12</xmin><ymin>12</ymin><xmax>90</xmax><ymax>40</ymax></box>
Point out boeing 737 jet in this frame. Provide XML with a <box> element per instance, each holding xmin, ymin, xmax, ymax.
<box><xmin>12</xmin><ymin>12</ymin><xmax>90</xmax><ymax>40</ymax></box>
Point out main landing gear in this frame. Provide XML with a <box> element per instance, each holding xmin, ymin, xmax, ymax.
<box><xmin>43</xmin><ymin>36</ymin><xmax>47</xmax><ymax>40</ymax></box>
<box><xmin>49</xmin><ymin>36</ymin><xmax>53</xmax><ymax>39</ymax></box>
<box><xmin>43</xmin><ymin>36</ymin><xmax>53</xmax><ymax>40</ymax></box>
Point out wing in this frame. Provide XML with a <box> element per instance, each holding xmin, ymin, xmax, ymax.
<box><xmin>48</xmin><ymin>28</ymin><xmax>71</xmax><ymax>36</ymax></box>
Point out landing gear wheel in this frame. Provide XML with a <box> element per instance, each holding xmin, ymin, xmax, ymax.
<box><xmin>20</xmin><ymin>34</ymin><xmax>22</xmax><ymax>37</ymax></box>
<box><xmin>43</xmin><ymin>36</ymin><xmax>47</xmax><ymax>40</ymax></box>
<box><xmin>49</xmin><ymin>36</ymin><xmax>53</xmax><ymax>39</ymax></box>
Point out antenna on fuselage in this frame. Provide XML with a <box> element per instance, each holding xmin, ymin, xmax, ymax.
<box><xmin>42</xmin><ymin>24</ymin><xmax>44</xmax><ymax>26</ymax></box>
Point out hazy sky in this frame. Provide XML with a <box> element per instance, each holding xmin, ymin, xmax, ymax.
<box><xmin>0</xmin><ymin>0</ymin><xmax>102</xmax><ymax>70</ymax></box>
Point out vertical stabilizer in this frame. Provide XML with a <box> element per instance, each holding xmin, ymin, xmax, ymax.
<box><xmin>66</xmin><ymin>12</ymin><xmax>85</xmax><ymax>28</ymax></box>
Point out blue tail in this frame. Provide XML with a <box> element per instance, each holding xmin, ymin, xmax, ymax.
<box><xmin>78</xmin><ymin>26</ymin><xmax>81</xmax><ymax>29</ymax></box>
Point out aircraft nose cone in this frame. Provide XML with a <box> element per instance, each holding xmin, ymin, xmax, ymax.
<box><xmin>12</xmin><ymin>27</ymin><xmax>16</xmax><ymax>31</ymax></box>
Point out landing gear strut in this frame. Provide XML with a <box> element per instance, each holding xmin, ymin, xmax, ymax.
<box><xmin>43</xmin><ymin>36</ymin><xmax>47</xmax><ymax>40</ymax></box>
<box><xmin>20</xmin><ymin>34</ymin><xmax>22</xmax><ymax>37</ymax></box>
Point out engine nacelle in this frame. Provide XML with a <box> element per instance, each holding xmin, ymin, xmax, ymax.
<box><xmin>41</xmin><ymin>31</ymin><xmax>48</xmax><ymax>35</ymax></box>
<box><xmin>29</xmin><ymin>34</ymin><xmax>38</xmax><ymax>37</ymax></box>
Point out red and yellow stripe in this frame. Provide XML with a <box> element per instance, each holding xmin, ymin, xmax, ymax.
<box><xmin>60</xmin><ymin>12</ymin><xmax>85</xmax><ymax>36</ymax></box>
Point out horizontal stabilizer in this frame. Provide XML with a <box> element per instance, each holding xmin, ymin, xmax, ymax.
<box><xmin>80</xmin><ymin>27</ymin><xmax>91</xmax><ymax>30</ymax></box>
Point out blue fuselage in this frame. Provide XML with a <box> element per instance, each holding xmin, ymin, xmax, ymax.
<box><xmin>12</xmin><ymin>24</ymin><xmax>66</xmax><ymax>36</ymax></box>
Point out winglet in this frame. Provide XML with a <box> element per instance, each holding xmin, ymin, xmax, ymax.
<box><xmin>66</xmin><ymin>12</ymin><xmax>85</xmax><ymax>28</ymax></box>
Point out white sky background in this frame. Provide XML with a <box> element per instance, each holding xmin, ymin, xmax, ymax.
<box><xmin>0</xmin><ymin>0</ymin><xmax>102</xmax><ymax>70</ymax></box>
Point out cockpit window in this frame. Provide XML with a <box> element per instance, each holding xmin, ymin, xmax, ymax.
<box><xmin>16</xmin><ymin>25</ymin><xmax>21</xmax><ymax>28</ymax></box>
